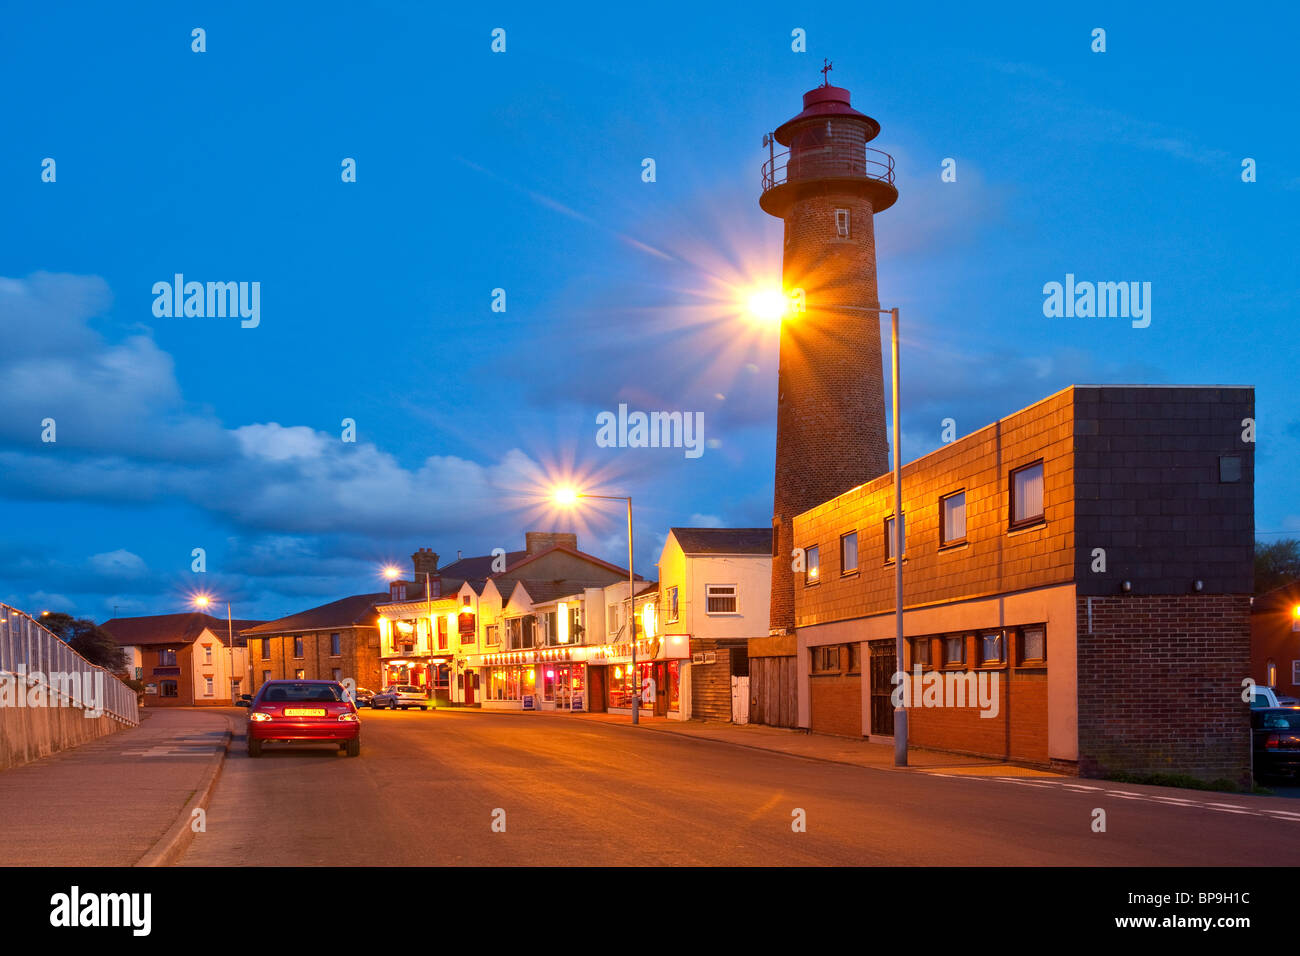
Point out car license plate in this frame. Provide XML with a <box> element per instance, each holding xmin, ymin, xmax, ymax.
<box><xmin>284</xmin><ymin>707</ymin><xmax>326</xmax><ymax>717</ymax></box>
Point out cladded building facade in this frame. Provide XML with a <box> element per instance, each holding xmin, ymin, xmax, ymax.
<box><xmin>792</xmin><ymin>385</ymin><xmax>1255</xmax><ymax>781</ymax></box>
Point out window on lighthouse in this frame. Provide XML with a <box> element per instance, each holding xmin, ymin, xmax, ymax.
<box><xmin>835</xmin><ymin>208</ymin><xmax>850</xmax><ymax>238</ymax></box>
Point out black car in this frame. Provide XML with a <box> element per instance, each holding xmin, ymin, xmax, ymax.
<box><xmin>235</xmin><ymin>693</ymin><xmax>254</xmax><ymax>708</ymax></box>
<box><xmin>1252</xmin><ymin>707</ymin><xmax>1300</xmax><ymax>780</ymax></box>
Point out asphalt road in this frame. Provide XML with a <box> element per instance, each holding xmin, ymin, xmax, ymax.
<box><xmin>180</xmin><ymin>708</ymin><xmax>1300</xmax><ymax>866</ymax></box>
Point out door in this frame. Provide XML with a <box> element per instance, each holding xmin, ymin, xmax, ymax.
<box><xmin>464</xmin><ymin>671</ymin><xmax>475</xmax><ymax>706</ymax></box>
<box><xmin>588</xmin><ymin>666</ymin><xmax>607</xmax><ymax>712</ymax></box>
<box><xmin>555</xmin><ymin>665</ymin><xmax>571</xmax><ymax>710</ymax></box>
<box><xmin>868</xmin><ymin>640</ymin><xmax>895</xmax><ymax>737</ymax></box>
<box><xmin>653</xmin><ymin>663</ymin><xmax>669</xmax><ymax>717</ymax></box>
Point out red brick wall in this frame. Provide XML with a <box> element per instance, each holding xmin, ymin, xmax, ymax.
<box><xmin>141</xmin><ymin>645</ymin><xmax>192</xmax><ymax>706</ymax></box>
<box><xmin>906</xmin><ymin>659</ymin><xmax>1049</xmax><ymax>764</ymax></box>
<box><xmin>809</xmin><ymin>674</ymin><xmax>862</xmax><ymax>737</ymax></box>
<box><xmin>1252</xmin><ymin>611</ymin><xmax>1300</xmax><ymax>697</ymax></box>
<box><xmin>248</xmin><ymin>627</ymin><xmax>381</xmax><ymax>696</ymax></box>
<box><xmin>1076</xmin><ymin>594</ymin><xmax>1251</xmax><ymax>783</ymax></box>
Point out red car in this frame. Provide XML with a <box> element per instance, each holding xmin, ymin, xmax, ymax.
<box><xmin>246</xmin><ymin>680</ymin><xmax>360</xmax><ymax>757</ymax></box>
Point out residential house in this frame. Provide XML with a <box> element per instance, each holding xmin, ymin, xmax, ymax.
<box><xmin>102</xmin><ymin>612</ymin><xmax>265</xmax><ymax>706</ymax></box>
<box><xmin>240</xmin><ymin>593</ymin><xmax>388</xmax><ymax>696</ymax></box>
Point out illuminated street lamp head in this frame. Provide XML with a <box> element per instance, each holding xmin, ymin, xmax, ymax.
<box><xmin>553</xmin><ymin>486</ymin><xmax>581</xmax><ymax>507</ymax></box>
<box><xmin>746</xmin><ymin>287</ymin><xmax>787</xmax><ymax>324</ymax></box>
<box><xmin>382</xmin><ymin>566</ymin><xmax>401</xmax><ymax>581</ymax></box>
<box><xmin>193</xmin><ymin>594</ymin><xmax>212</xmax><ymax>610</ymax></box>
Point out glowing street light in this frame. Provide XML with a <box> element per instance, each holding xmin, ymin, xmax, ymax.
<box><xmin>746</xmin><ymin>287</ymin><xmax>788</xmax><ymax>324</ymax></box>
<box><xmin>553</xmin><ymin>486</ymin><xmax>643</xmax><ymax>724</ymax></box>
<box><xmin>382</xmin><ymin>566</ymin><xmax>401</xmax><ymax>581</ymax></box>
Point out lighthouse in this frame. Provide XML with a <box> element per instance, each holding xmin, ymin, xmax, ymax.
<box><xmin>761</xmin><ymin>71</ymin><xmax>897</xmax><ymax>635</ymax></box>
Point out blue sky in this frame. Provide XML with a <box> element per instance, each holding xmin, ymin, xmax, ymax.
<box><xmin>2</xmin><ymin>1</ymin><xmax>1297</xmax><ymax>621</ymax></box>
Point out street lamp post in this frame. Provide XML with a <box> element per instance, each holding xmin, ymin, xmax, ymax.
<box><xmin>194</xmin><ymin>594</ymin><xmax>240</xmax><ymax>704</ymax></box>
<box><xmin>555</xmin><ymin>490</ymin><xmax>640</xmax><ymax>724</ymax></box>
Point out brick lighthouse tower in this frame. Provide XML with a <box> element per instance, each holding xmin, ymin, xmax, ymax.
<box><xmin>760</xmin><ymin>70</ymin><xmax>898</xmax><ymax>635</ymax></box>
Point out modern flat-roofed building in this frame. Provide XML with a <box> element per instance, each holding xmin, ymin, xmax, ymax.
<box><xmin>791</xmin><ymin>385</ymin><xmax>1254</xmax><ymax>782</ymax></box>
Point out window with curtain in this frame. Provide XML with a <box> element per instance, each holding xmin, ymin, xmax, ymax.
<box><xmin>941</xmin><ymin>491</ymin><xmax>966</xmax><ymax>545</ymax></box>
<box><xmin>1011</xmin><ymin>461</ymin><xmax>1045</xmax><ymax>527</ymax></box>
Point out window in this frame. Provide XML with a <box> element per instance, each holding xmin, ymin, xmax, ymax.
<box><xmin>1019</xmin><ymin>626</ymin><xmax>1047</xmax><ymax>665</ymax></box>
<box><xmin>705</xmin><ymin>585</ymin><xmax>738</xmax><ymax>614</ymax></box>
<box><xmin>1265</xmin><ymin>659</ymin><xmax>1276</xmax><ymax>687</ymax></box>
<box><xmin>160</xmin><ymin>680</ymin><xmax>178</xmax><ymax>698</ymax></box>
<box><xmin>203</xmin><ymin>645</ymin><xmax>213</xmax><ymax>664</ymax></box>
<box><xmin>261</xmin><ymin>638</ymin><xmax>270</xmax><ymax>661</ymax></box>
<box><xmin>390</xmin><ymin>582</ymin><xmax>407</xmax><ymax>601</ymax></box>
<box><xmin>486</xmin><ymin>624</ymin><xmax>499</xmax><ymax>645</ymax></box>
<box><xmin>980</xmin><ymin>631</ymin><xmax>1005</xmax><ymax>665</ymax></box>
<box><xmin>1219</xmin><ymin>455</ymin><xmax>1242</xmax><ymax>483</ymax></box>
<box><xmin>437</xmin><ymin>615</ymin><xmax>448</xmax><ymax>650</ymax></box>
<box><xmin>1292</xmin><ymin>660</ymin><xmax>1300</xmax><ymax>685</ymax></box>
<box><xmin>294</xmin><ymin>668</ymin><xmax>306</xmax><ymax>679</ymax></box>
<box><xmin>848</xmin><ymin>643</ymin><xmax>861</xmax><ymax>673</ymax></box>
<box><xmin>667</xmin><ymin>587</ymin><xmax>679</xmax><ymax>623</ymax></box>
<box><xmin>812</xmin><ymin>645</ymin><xmax>841</xmax><ymax>672</ymax></box>
<box><xmin>885</xmin><ymin>513</ymin><xmax>906</xmax><ymax>562</ymax></box>
<box><xmin>835</xmin><ymin>208</ymin><xmax>850</xmax><ymax>238</ymax></box>
<box><xmin>159</xmin><ymin>649</ymin><xmax>177</xmax><ymax>666</ymax></box>
<box><xmin>332</xmin><ymin>668</ymin><xmax>342</xmax><ymax>682</ymax></box>
<box><xmin>805</xmin><ymin>545</ymin><xmax>820</xmax><ymax>585</ymax></box>
<box><xmin>330</xmin><ymin>633</ymin><xmax>341</xmax><ymax>656</ymax></box>
<box><xmin>262</xmin><ymin>670</ymin><xmax>271</xmax><ymax>684</ymax></box>
<box><xmin>204</xmin><ymin>677</ymin><xmax>214</xmax><ymax>696</ymax></box>
<box><xmin>840</xmin><ymin>532</ymin><xmax>859</xmax><ymax>575</ymax></box>
<box><xmin>293</xmin><ymin>636</ymin><xmax>304</xmax><ymax>658</ymax></box>
<box><xmin>1010</xmin><ymin>461</ymin><xmax>1045</xmax><ymax>528</ymax></box>
<box><xmin>943</xmin><ymin>635</ymin><xmax>965</xmax><ymax>667</ymax></box>
<box><xmin>544</xmin><ymin>611</ymin><xmax>558</xmax><ymax>645</ymax></box>
<box><xmin>912</xmin><ymin>637</ymin><xmax>931</xmax><ymax>667</ymax></box>
<box><xmin>941</xmin><ymin>491</ymin><xmax>967</xmax><ymax>546</ymax></box>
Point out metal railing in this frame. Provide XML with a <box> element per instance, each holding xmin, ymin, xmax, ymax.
<box><xmin>0</xmin><ymin>603</ymin><xmax>140</xmax><ymax>725</ymax></box>
<box><xmin>762</xmin><ymin>144</ymin><xmax>895</xmax><ymax>193</ymax></box>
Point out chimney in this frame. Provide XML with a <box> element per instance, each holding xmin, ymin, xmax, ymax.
<box><xmin>525</xmin><ymin>531</ymin><xmax>578</xmax><ymax>555</ymax></box>
<box><xmin>412</xmin><ymin>548</ymin><xmax>440</xmax><ymax>577</ymax></box>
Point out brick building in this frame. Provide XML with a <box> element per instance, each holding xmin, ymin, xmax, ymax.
<box><xmin>1251</xmin><ymin>582</ymin><xmax>1300</xmax><ymax>698</ymax></box>
<box><xmin>791</xmin><ymin>385</ymin><xmax>1255</xmax><ymax>782</ymax></box>
<box><xmin>103</xmin><ymin>612</ymin><xmax>265</xmax><ymax>706</ymax></box>
<box><xmin>241</xmin><ymin>594</ymin><xmax>388</xmax><ymax>697</ymax></box>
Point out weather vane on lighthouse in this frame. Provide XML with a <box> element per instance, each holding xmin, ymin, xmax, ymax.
<box><xmin>820</xmin><ymin>58</ymin><xmax>833</xmax><ymax>86</ymax></box>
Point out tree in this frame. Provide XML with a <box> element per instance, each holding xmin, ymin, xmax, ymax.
<box><xmin>1255</xmin><ymin>538</ymin><xmax>1300</xmax><ymax>595</ymax></box>
<box><xmin>40</xmin><ymin>613</ymin><xmax>128</xmax><ymax>672</ymax></box>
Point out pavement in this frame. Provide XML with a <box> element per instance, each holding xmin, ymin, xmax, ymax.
<box><xmin>0</xmin><ymin>708</ymin><xmax>231</xmax><ymax>866</ymax></box>
<box><xmin>177</xmin><ymin>707</ymin><xmax>1300</xmax><ymax>866</ymax></box>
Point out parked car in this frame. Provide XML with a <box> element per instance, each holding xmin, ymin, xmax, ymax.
<box><xmin>371</xmin><ymin>684</ymin><xmax>430</xmax><ymax>710</ymax></box>
<box><xmin>246</xmin><ymin>680</ymin><xmax>360</xmax><ymax>757</ymax></box>
<box><xmin>1250</xmin><ymin>685</ymin><xmax>1300</xmax><ymax>709</ymax></box>
<box><xmin>235</xmin><ymin>693</ymin><xmax>254</xmax><ymax>708</ymax></box>
<box><xmin>352</xmin><ymin>687</ymin><xmax>375</xmax><ymax>708</ymax></box>
<box><xmin>1252</xmin><ymin>707</ymin><xmax>1300</xmax><ymax>780</ymax></box>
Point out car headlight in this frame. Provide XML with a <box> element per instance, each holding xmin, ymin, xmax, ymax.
<box><xmin>338</xmin><ymin>713</ymin><xmax>358</xmax><ymax>722</ymax></box>
<box><xmin>249</xmin><ymin>712</ymin><xmax>273</xmax><ymax>722</ymax></box>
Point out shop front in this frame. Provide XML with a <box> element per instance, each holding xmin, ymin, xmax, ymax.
<box><xmin>380</xmin><ymin>657</ymin><xmax>450</xmax><ymax>703</ymax></box>
<box><xmin>469</xmin><ymin>635</ymin><xmax>689</xmax><ymax>716</ymax></box>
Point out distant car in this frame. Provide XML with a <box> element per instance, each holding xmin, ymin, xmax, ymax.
<box><xmin>235</xmin><ymin>693</ymin><xmax>254</xmax><ymax>708</ymax></box>
<box><xmin>1252</xmin><ymin>707</ymin><xmax>1300</xmax><ymax>780</ymax></box>
<box><xmin>1250</xmin><ymin>686</ymin><xmax>1300</xmax><ymax>709</ymax></box>
<box><xmin>371</xmin><ymin>684</ymin><xmax>430</xmax><ymax>710</ymax></box>
<box><xmin>352</xmin><ymin>687</ymin><xmax>375</xmax><ymax>708</ymax></box>
<box><xmin>246</xmin><ymin>680</ymin><xmax>360</xmax><ymax>757</ymax></box>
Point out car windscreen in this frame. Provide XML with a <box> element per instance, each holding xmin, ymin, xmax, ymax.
<box><xmin>260</xmin><ymin>683</ymin><xmax>345</xmax><ymax>703</ymax></box>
